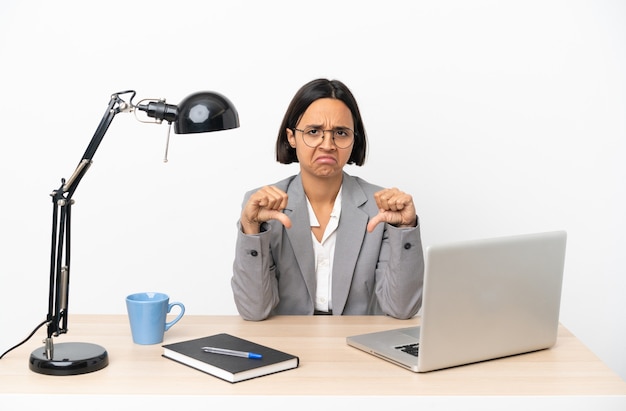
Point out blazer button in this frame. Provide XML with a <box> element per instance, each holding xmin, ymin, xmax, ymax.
<box><xmin>250</xmin><ymin>250</ymin><xmax>258</xmax><ymax>257</ymax></box>
<box><xmin>404</xmin><ymin>243</ymin><xmax>412</xmax><ymax>250</ymax></box>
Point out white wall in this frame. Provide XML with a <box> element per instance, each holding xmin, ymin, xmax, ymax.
<box><xmin>1</xmin><ymin>0</ymin><xmax>624</xmax><ymax>381</ymax></box>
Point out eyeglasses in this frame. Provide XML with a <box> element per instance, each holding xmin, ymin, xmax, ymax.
<box><xmin>294</xmin><ymin>127</ymin><xmax>355</xmax><ymax>149</ymax></box>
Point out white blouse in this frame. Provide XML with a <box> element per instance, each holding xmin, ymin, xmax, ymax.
<box><xmin>306</xmin><ymin>187</ymin><xmax>342</xmax><ymax>312</ymax></box>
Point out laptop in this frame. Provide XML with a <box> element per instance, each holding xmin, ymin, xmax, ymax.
<box><xmin>347</xmin><ymin>230</ymin><xmax>567</xmax><ymax>372</ymax></box>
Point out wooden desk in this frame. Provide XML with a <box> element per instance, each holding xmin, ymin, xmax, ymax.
<box><xmin>1</xmin><ymin>315</ymin><xmax>625</xmax><ymax>409</ymax></box>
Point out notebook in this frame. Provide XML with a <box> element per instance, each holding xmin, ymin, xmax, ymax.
<box><xmin>162</xmin><ymin>333</ymin><xmax>299</xmax><ymax>383</ymax></box>
<box><xmin>346</xmin><ymin>230</ymin><xmax>567</xmax><ymax>372</ymax></box>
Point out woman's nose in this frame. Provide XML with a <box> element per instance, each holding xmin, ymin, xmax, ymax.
<box><xmin>319</xmin><ymin>130</ymin><xmax>337</xmax><ymax>149</ymax></box>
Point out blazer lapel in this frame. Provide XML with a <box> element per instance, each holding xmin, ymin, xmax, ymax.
<box><xmin>284</xmin><ymin>175</ymin><xmax>317</xmax><ymax>303</ymax></box>
<box><xmin>332</xmin><ymin>174</ymin><xmax>369</xmax><ymax>314</ymax></box>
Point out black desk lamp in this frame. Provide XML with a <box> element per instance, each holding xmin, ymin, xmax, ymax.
<box><xmin>27</xmin><ymin>90</ymin><xmax>239</xmax><ymax>375</ymax></box>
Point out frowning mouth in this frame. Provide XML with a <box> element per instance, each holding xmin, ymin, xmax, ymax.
<box><xmin>315</xmin><ymin>156</ymin><xmax>337</xmax><ymax>164</ymax></box>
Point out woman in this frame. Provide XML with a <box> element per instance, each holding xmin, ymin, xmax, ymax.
<box><xmin>231</xmin><ymin>79</ymin><xmax>424</xmax><ymax>321</ymax></box>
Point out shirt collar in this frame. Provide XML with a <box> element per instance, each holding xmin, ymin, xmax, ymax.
<box><xmin>306</xmin><ymin>186</ymin><xmax>343</xmax><ymax>227</ymax></box>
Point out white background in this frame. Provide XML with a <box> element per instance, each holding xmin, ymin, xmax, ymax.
<box><xmin>0</xmin><ymin>0</ymin><xmax>624</xmax><ymax>382</ymax></box>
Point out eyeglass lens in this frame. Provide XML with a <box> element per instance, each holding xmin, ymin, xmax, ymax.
<box><xmin>296</xmin><ymin>127</ymin><xmax>354</xmax><ymax>148</ymax></box>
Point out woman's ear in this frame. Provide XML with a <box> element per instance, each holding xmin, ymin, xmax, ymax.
<box><xmin>286</xmin><ymin>128</ymin><xmax>296</xmax><ymax>148</ymax></box>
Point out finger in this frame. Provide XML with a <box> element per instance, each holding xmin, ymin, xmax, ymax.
<box><xmin>366</xmin><ymin>212</ymin><xmax>386</xmax><ymax>232</ymax></box>
<box><xmin>375</xmin><ymin>189</ymin><xmax>414</xmax><ymax>212</ymax></box>
<box><xmin>251</xmin><ymin>186</ymin><xmax>288</xmax><ymax>211</ymax></box>
<box><xmin>395</xmin><ymin>195</ymin><xmax>416</xmax><ymax>217</ymax></box>
<box><xmin>374</xmin><ymin>188</ymin><xmax>400</xmax><ymax>210</ymax></box>
<box><xmin>255</xmin><ymin>209</ymin><xmax>292</xmax><ymax>229</ymax></box>
<box><xmin>260</xmin><ymin>185</ymin><xmax>289</xmax><ymax>210</ymax></box>
<box><xmin>374</xmin><ymin>189</ymin><xmax>388</xmax><ymax>210</ymax></box>
<box><xmin>271</xmin><ymin>211</ymin><xmax>292</xmax><ymax>229</ymax></box>
<box><xmin>387</xmin><ymin>195</ymin><xmax>411</xmax><ymax>212</ymax></box>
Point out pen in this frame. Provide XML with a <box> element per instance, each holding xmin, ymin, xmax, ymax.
<box><xmin>201</xmin><ymin>346</ymin><xmax>263</xmax><ymax>359</ymax></box>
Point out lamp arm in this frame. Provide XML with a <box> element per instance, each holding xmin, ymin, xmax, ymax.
<box><xmin>44</xmin><ymin>91</ymin><xmax>135</xmax><ymax>346</ymax></box>
<box><xmin>63</xmin><ymin>90</ymin><xmax>135</xmax><ymax>197</ymax></box>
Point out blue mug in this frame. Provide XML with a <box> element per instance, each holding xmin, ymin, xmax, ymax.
<box><xmin>126</xmin><ymin>292</ymin><xmax>185</xmax><ymax>345</ymax></box>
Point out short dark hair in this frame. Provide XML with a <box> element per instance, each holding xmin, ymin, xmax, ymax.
<box><xmin>275</xmin><ymin>79</ymin><xmax>367</xmax><ymax>165</ymax></box>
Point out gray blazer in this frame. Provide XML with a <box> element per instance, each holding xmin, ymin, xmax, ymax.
<box><xmin>231</xmin><ymin>172</ymin><xmax>424</xmax><ymax>321</ymax></box>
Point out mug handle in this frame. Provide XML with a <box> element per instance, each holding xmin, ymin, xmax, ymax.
<box><xmin>164</xmin><ymin>302</ymin><xmax>185</xmax><ymax>331</ymax></box>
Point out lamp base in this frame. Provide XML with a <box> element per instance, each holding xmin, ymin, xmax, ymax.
<box><xmin>29</xmin><ymin>342</ymin><xmax>109</xmax><ymax>375</ymax></box>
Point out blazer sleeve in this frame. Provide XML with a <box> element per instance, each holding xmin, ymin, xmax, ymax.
<box><xmin>231</xmin><ymin>222</ymin><xmax>280</xmax><ymax>321</ymax></box>
<box><xmin>374</xmin><ymin>221</ymin><xmax>425</xmax><ymax>319</ymax></box>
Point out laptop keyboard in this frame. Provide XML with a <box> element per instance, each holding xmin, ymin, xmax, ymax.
<box><xmin>395</xmin><ymin>343</ymin><xmax>419</xmax><ymax>357</ymax></box>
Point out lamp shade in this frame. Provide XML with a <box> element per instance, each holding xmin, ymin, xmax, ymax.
<box><xmin>174</xmin><ymin>91</ymin><xmax>239</xmax><ymax>134</ymax></box>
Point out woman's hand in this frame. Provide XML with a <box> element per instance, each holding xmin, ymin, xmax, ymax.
<box><xmin>366</xmin><ymin>187</ymin><xmax>417</xmax><ymax>232</ymax></box>
<box><xmin>240</xmin><ymin>185</ymin><xmax>292</xmax><ymax>234</ymax></box>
